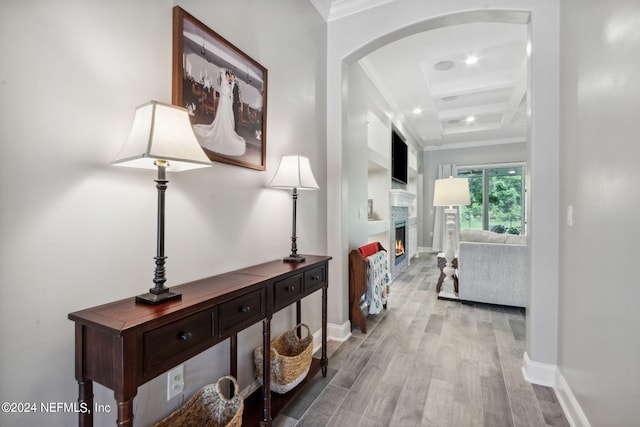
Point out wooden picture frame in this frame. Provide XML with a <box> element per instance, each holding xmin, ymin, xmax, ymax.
<box><xmin>172</xmin><ymin>7</ymin><xmax>267</xmax><ymax>170</ymax></box>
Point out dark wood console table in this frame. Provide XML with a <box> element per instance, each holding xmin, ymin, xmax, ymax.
<box><xmin>68</xmin><ymin>255</ymin><xmax>331</xmax><ymax>427</ymax></box>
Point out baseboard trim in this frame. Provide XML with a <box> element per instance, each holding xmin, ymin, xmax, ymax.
<box><xmin>555</xmin><ymin>369</ymin><xmax>592</xmax><ymax>427</ymax></box>
<box><xmin>522</xmin><ymin>352</ymin><xmax>591</xmax><ymax>427</ymax></box>
<box><xmin>522</xmin><ymin>351</ymin><xmax>556</xmax><ymax>386</ymax></box>
<box><xmin>310</xmin><ymin>322</ymin><xmax>351</xmax><ymax>353</ymax></box>
<box><xmin>327</xmin><ymin>321</ymin><xmax>351</xmax><ymax>342</ymax></box>
<box><xmin>312</xmin><ymin>328</ymin><xmax>322</xmax><ymax>353</ymax></box>
<box><xmin>241</xmin><ymin>379</ymin><xmax>261</xmax><ymax>399</ymax></box>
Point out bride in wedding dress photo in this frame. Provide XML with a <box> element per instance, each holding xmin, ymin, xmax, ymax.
<box><xmin>192</xmin><ymin>69</ymin><xmax>246</xmax><ymax>156</ymax></box>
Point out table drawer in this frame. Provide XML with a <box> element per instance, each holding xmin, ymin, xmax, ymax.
<box><xmin>143</xmin><ymin>309</ymin><xmax>214</xmax><ymax>374</ymax></box>
<box><xmin>218</xmin><ymin>288</ymin><xmax>266</xmax><ymax>336</ymax></box>
<box><xmin>304</xmin><ymin>264</ymin><xmax>326</xmax><ymax>293</ymax></box>
<box><xmin>274</xmin><ymin>274</ymin><xmax>303</xmax><ymax>310</ymax></box>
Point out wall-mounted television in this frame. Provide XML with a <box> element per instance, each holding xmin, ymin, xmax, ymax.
<box><xmin>391</xmin><ymin>129</ymin><xmax>408</xmax><ymax>184</ymax></box>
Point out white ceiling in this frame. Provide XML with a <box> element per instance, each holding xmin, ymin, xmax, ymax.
<box><xmin>310</xmin><ymin>0</ymin><xmax>530</xmax><ymax>151</ymax></box>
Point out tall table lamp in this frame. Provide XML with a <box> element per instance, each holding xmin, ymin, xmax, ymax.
<box><xmin>111</xmin><ymin>100</ymin><xmax>212</xmax><ymax>304</ymax></box>
<box><xmin>433</xmin><ymin>176</ymin><xmax>470</xmax><ymax>300</ymax></box>
<box><xmin>270</xmin><ymin>155</ymin><xmax>319</xmax><ymax>263</ymax></box>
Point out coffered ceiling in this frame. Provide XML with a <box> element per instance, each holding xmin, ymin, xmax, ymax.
<box><xmin>310</xmin><ymin>0</ymin><xmax>530</xmax><ymax>150</ymax></box>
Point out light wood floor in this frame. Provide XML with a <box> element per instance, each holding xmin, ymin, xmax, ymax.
<box><xmin>274</xmin><ymin>253</ymin><xmax>569</xmax><ymax>427</ymax></box>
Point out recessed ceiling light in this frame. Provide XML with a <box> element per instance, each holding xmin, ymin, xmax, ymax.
<box><xmin>465</xmin><ymin>116</ymin><xmax>476</xmax><ymax>124</ymax></box>
<box><xmin>412</xmin><ymin>107</ymin><xmax>422</xmax><ymax>114</ymax></box>
<box><xmin>441</xmin><ymin>95</ymin><xmax>458</xmax><ymax>102</ymax></box>
<box><xmin>434</xmin><ymin>60</ymin><xmax>454</xmax><ymax>71</ymax></box>
<box><xmin>465</xmin><ymin>55</ymin><xmax>479</xmax><ymax>65</ymax></box>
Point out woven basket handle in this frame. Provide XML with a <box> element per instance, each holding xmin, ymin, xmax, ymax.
<box><xmin>292</xmin><ymin>323</ymin><xmax>311</xmax><ymax>339</ymax></box>
<box><xmin>270</xmin><ymin>346</ymin><xmax>280</xmax><ymax>359</ymax></box>
<box><xmin>216</xmin><ymin>375</ymin><xmax>240</xmax><ymax>402</ymax></box>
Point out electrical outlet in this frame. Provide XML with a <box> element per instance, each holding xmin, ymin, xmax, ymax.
<box><xmin>167</xmin><ymin>365</ymin><xmax>184</xmax><ymax>401</ymax></box>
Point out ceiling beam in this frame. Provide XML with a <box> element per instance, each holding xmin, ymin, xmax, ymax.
<box><xmin>501</xmin><ymin>58</ymin><xmax>528</xmax><ymax>127</ymax></box>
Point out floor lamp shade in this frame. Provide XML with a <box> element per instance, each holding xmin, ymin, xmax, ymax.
<box><xmin>111</xmin><ymin>100</ymin><xmax>212</xmax><ymax>304</ymax></box>
<box><xmin>433</xmin><ymin>177</ymin><xmax>470</xmax><ymax>207</ymax></box>
<box><xmin>270</xmin><ymin>155</ymin><xmax>319</xmax><ymax>262</ymax></box>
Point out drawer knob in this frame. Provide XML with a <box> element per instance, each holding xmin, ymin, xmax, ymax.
<box><xmin>313</xmin><ymin>275</ymin><xmax>320</xmax><ymax>281</ymax></box>
<box><xmin>287</xmin><ymin>286</ymin><xmax>295</xmax><ymax>292</ymax></box>
<box><xmin>179</xmin><ymin>332</ymin><xmax>192</xmax><ymax>342</ymax></box>
<box><xmin>241</xmin><ymin>306</ymin><xmax>251</xmax><ymax>313</ymax></box>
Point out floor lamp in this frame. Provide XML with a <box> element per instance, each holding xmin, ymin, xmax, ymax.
<box><xmin>269</xmin><ymin>155</ymin><xmax>319</xmax><ymax>263</ymax></box>
<box><xmin>433</xmin><ymin>176</ymin><xmax>470</xmax><ymax>300</ymax></box>
<box><xmin>111</xmin><ymin>101</ymin><xmax>212</xmax><ymax>304</ymax></box>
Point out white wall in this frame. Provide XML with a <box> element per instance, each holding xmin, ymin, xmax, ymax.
<box><xmin>326</xmin><ymin>0</ymin><xmax>560</xmax><ymax>377</ymax></box>
<box><xmin>344</xmin><ymin>63</ymin><xmax>411</xmax><ymax>253</ymax></box>
<box><xmin>0</xmin><ymin>1</ymin><xmax>326</xmax><ymax>425</ymax></box>
<box><xmin>345</xmin><ymin>63</ymin><xmax>371</xmax><ymax>252</ymax></box>
<box><xmin>558</xmin><ymin>1</ymin><xmax>640</xmax><ymax>425</ymax></box>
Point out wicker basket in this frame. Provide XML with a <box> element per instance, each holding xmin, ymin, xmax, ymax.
<box><xmin>254</xmin><ymin>323</ymin><xmax>313</xmax><ymax>394</ymax></box>
<box><xmin>153</xmin><ymin>375</ymin><xmax>243</xmax><ymax>427</ymax></box>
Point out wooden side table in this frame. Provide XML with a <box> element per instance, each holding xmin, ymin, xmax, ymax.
<box><xmin>436</xmin><ymin>252</ymin><xmax>458</xmax><ymax>294</ymax></box>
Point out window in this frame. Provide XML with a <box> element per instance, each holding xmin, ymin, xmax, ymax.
<box><xmin>457</xmin><ymin>163</ymin><xmax>526</xmax><ymax>235</ymax></box>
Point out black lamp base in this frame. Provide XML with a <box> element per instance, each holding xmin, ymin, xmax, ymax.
<box><xmin>135</xmin><ymin>289</ymin><xmax>181</xmax><ymax>305</ymax></box>
<box><xmin>283</xmin><ymin>254</ymin><xmax>306</xmax><ymax>263</ymax></box>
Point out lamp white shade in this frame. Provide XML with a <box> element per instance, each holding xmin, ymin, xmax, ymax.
<box><xmin>111</xmin><ymin>100</ymin><xmax>212</xmax><ymax>171</ymax></box>
<box><xmin>269</xmin><ymin>155</ymin><xmax>319</xmax><ymax>190</ymax></box>
<box><xmin>433</xmin><ymin>177</ymin><xmax>470</xmax><ymax>206</ymax></box>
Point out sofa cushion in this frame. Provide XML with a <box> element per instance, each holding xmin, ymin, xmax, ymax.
<box><xmin>460</xmin><ymin>229</ymin><xmax>525</xmax><ymax>245</ymax></box>
<box><xmin>504</xmin><ymin>234</ymin><xmax>526</xmax><ymax>245</ymax></box>
<box><xmin>460</xmin><ymin>229</ymin><xmax>506</xmax><ymax>243</ymax></box>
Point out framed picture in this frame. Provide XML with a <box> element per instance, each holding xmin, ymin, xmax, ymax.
<box><xmin>172</xmin><ymin>7</ymin><xmax>267</xmax><ymax>171</ymax></box>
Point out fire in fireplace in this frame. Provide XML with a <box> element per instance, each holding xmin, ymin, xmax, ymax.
<box><xmin>395</xmin><ymin>221</ymin><xmax>406</xmax><ymax>265</ymax></box>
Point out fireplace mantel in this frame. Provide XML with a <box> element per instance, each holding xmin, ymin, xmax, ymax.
<box><xmin>390</xmin><ymin>189</ymin><xmax>416</xmax><ymax>207</ymax></box>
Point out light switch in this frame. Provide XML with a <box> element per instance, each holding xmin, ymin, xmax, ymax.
<box><xmin>567</xmin><ymin>205</ymin><xmax>573</xmax><ymax>227</ymax></box>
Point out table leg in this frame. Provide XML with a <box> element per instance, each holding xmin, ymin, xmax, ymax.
<box><xmin>230</xmin><ymin>334</ymin><xmax>238</xmax><ymax>395</ymax></box>
<box><xmin>321</xmin><ymin>286</ymin><xmax>328</xmax><ymax>377</ymax></box>
<box><xmin>260</xmin><ymin>318</ymin><xmax>272</xmax><ymax>427</ymax></box>
<box><xmin>296</xmin><ymin>300</ymin><xmax>302</xmax><ymax>338</ymax></box>
<box><xmin>453</xmin><ymin>258</ymin><xmax>459</xmax><ymax>294</ymax></box>
<box><xmin>116</xmin><ymin>398</ymin><xmax>134</xmax><ymax>427</ymax></box>
<box><xmin>436</xmin><ymin>272</ymin><xmax>445</xmax><ymax>293</ymax></box>
<box><xmin>77</xmin><ymin>380</ymin><xmax>93</xmax><ymax>427</ymax></box>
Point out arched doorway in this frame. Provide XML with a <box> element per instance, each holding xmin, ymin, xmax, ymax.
<box><xmin>326</xmin><ymin>5</ymin><xmax>560</xmax><ymax>385</ymax></box>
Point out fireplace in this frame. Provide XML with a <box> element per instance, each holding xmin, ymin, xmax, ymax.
<box><xmin>395</xmin><ymin>221</ymin><xmax>406</xmax><ymax>265</ymax></box>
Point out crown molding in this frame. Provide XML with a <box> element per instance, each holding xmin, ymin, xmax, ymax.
<box><xmin>310</xmin><ymin>0</ymin><xmax>396</xmax><ymax>22</ymax></box>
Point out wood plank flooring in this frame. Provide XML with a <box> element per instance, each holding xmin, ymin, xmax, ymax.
<box><xmin>274</xmin><ymin>253</ymin><xmax>569</xmax><ymax>427</ymax></box>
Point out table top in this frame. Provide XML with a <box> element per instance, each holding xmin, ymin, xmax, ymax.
<box><xmin>68</xmin><ymin>255</ymin><xmax>332</xmax><ymax>334</ymax></box>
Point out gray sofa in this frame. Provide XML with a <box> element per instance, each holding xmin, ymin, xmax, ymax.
<box><xmin>457</xmin><ymin>229</ymin><xmax>527</xmax><ymax>307</ymax></box>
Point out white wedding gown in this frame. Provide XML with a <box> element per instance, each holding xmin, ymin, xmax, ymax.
<box><xmin>192</xmin><ymin>75</ymin><xmax>246</xmax><ymax>156</ymax></box>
